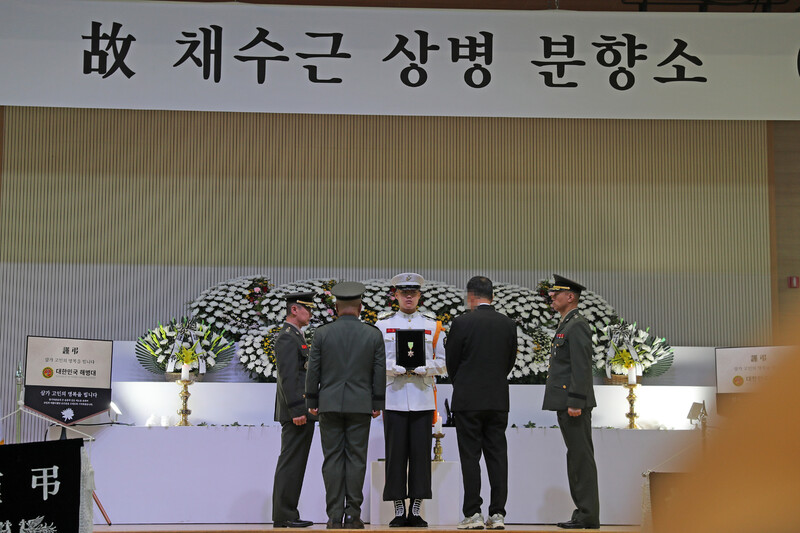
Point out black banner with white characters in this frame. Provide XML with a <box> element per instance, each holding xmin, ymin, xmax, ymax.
<box><xmin>24</xmin><ymin>386</ymin><xmax>112</xmax><ymax>427</ymax></box>
<box><xmin>0</xmin><ymin>439</ymin><xmax>83</xmax><ymax>532</ymax></box>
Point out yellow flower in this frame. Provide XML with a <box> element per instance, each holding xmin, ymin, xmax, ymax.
<box><xmin>610</xmin><ymin>348</ymin><xmax>635</xmax><ymax>369</ymax></box>
<box><xmin>178</xmin><ymin>346</ymin><xmax>198</xmax><ymax>365</ymax></box>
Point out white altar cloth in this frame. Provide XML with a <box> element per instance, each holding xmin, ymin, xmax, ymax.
<box><xmin>87</xmin><ymin>425</ymin><xmax>698</xmax><ymax>525</ymax></box>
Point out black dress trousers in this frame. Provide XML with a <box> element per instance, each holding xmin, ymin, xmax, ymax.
<box><xmin>272</xmin><ymin>419</ymin><xmax>316</xmax><ymax>521</ymax></box>
<box><xmin>557</xmin><ymin>408</ymin><xmax>600</xmax><ymax>526</ymax></box>
<box><xmin>454</xmin><ymin>410</ymin><xmax>509</xmax><ymax>517</ymax></box>
<box><xmin>383</xmin><ymin>409</ymin><xmax>434</xmax><ymax>500</ymax></box>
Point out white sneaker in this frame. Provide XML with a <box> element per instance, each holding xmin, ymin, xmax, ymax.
<box><xmin>485</xmin><ymin>513</ymin><xmax>505</xmax><ymax>530</ymax></box>
<box><xmin>457</xmin><ymin>513</ymin><xmax>485</xmax><ymax>530</ymax></box>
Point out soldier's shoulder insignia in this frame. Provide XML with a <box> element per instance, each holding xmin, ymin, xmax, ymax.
<box><xmin>421</xmin><ymin>310</ymin><xmax>437</xmax><ymax>320</ymax></box>
<box><xmin>377</xmin><ymin>310</ymin><xmax>396</xmax><ymax>320</ymax></box>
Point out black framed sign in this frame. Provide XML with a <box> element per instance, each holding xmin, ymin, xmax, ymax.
<box><xmin>396</xmin><ymin>329</ymin><xmax>425</xmax><ymax>369</ymax></box>
<box><xmin>24</xmin><ymin>336</ymin><xmax>113</xmax><ymax>425</ymax></box>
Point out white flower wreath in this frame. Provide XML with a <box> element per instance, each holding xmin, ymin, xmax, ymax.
<box><xmin>189</xmin><ymin>276</ymin><xmax>274</xmax><ymax>339</ymax></box>
<box><xmin>135</xmin><ymin>317</ymin><xmax>234</xmax><ymax>377</ymax></box>
<box><xmin>188</xmin><ymin>275</ymin><xmax>672</xmax><ymax>382</ymax></box>
<box><xmin>236</xmin><ymin>279</ymin><xmax>341</xmax><ymax>382</ymax></box>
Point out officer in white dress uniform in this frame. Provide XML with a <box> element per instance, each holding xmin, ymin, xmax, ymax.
<box><xmin>375</xmin><ymin>273</ymin><xmax>447</xmax><ymax>527</ymax></box>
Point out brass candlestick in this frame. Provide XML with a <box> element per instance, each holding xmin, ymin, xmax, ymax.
<box><xmin>624</xmin><ymin>384</ymin><xmax>639</xmax><ymax>429</ymax></box>
<box><xmin>176</xmin><ymin>379</ymin><xmax>193</xmax><ymax>426</ymax></box>
<box><xmin>433</xmin><ymin>432</ymin><xmax>444</xmax><ymax>462</ymax></box>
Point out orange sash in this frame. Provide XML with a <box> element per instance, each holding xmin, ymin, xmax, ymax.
<box><xmin>431</xmin><ymin>320</ymin><xmax>443</xmax><ymax>425</ymax></box>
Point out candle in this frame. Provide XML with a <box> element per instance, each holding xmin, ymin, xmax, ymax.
<box><xmin>181</xmin><ymin>363</ymin><xmax>191</xmax><ymax>381</ymax></box>
<box><xmin>627</xmin><ymin>365</ymin><xmax>637</xmax><ymax>385</ymax></box>
<box><xmin>434</xmin><ymin>412</ymin><xmax>443</xmax><ymax>434</ymax></box>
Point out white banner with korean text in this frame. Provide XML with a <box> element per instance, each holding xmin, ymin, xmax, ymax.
<box><xmin>0</xmin><ymin>0</ymin><xmax>799</xmax><ymax>119</ymax></box>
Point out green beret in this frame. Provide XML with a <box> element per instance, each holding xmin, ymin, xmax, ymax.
<box><xmin>331</xmin><ymin>281</ymin><xmax>366</xmax><ymax>300</ymax></box>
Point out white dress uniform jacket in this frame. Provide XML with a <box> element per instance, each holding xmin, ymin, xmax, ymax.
<box><xmin>375</xmin><ymin>310</ymin><xmax>447</xmax><ymax>411</ymax></box>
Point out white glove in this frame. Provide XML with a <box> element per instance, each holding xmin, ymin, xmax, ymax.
<box><xmin>413</xmin><ymin>366</ymin><xmax>427</xmax><ymax>376</ymax></box>
<box><xmin>390</xmin><ymin>364</ymin><xmax>407</xmax><ymax>376</ymax></box>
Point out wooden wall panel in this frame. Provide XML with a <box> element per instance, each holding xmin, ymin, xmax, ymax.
<box><xmin>0</xmin><ymin>108</ymin><xmax>769</xmax><ymax>275</ymax></box>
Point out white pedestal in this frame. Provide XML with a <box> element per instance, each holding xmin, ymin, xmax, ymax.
<box><xmin>370</xmin><ymin>460</ymin><xmax>462</xmax><ymax>526</ymax></box>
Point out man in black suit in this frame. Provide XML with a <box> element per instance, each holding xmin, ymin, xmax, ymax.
<box><xmin>445</xmin><ymin>276</ymin><xmax>517</xmax><ymax>530</ymax></box>
<box><xmin>272</xmin><ymin>293</ymin><xmax>317</xmax><ymax>528</ymax></box>
<box><xmin>542</xmin><ymin>275</ymin><xmax>599</xmax><ymax>530</ymax></box>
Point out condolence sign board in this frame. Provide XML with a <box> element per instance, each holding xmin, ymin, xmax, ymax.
<box><xmin>25</xmin><ymin>336</ymin><xmax>113</xmax><ymax>425</ymax></box>
<box><xmin>0</xmin><ymin>439</ymin><xmax>83</xmax><ymax>533</ymax></box>
<box><xmin>715</xmin><ymin>346</ymin><xmax>793</xmax><ymax>394</ymax></box>
<box><xmin>0</xmin><ymin>0</ymin><xmax>799</xmax><ymax>119</ymax></box>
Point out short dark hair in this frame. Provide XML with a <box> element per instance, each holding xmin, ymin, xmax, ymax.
<box><xmin>466</xmin><ymin>276</ymin><xmax>493</xmax><ymax>300</ymax></box>
<box><xmin>336</xmin><ymin>298</ymin><xmax>361</xmax><ymax>312</ymax></box>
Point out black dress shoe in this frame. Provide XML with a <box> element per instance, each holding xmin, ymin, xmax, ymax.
<box><xmin>274</xmin><ymin>519</ymin><xmax>314</xmax><ymax>528</ymax></box>
<box><xmin>327</xmin><ymin>518</ymin><xmax>344</xmax><ymax>529</ymax></box>
<box><xmin>343</xmin><ymin>515</ymin><xmax>365</xmax><ymax>529</ymax></box>
<box><xmin>405</xmin><ymin>514</ymin><xmax>428</xmax><ymax>527</ymax></box>
<box><xmin>389</xmin><ymin>515</ymin><xmax>408</xmax><ymax>527</ymax></box>
<box><xmin>556</xmin><ymin>519</ymin><xmax>599</xmax><ymax>529</ymax></box>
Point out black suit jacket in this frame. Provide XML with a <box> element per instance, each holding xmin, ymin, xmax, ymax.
<box><xmin>445</xmin><ymin>304</ymin><xmax>517</xmax><ymax>412</ymax></box>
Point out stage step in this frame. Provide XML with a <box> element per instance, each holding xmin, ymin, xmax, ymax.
<box><xmin>93</xmin><ymin>525</ymin><xmax>640</xmax><ymax>533</ymax></box>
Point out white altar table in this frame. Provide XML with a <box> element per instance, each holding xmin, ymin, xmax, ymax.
<box><xmin>86</xmin><ymin>425</ymin><xmax>698</xmax><ymax>525</ymax></box>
